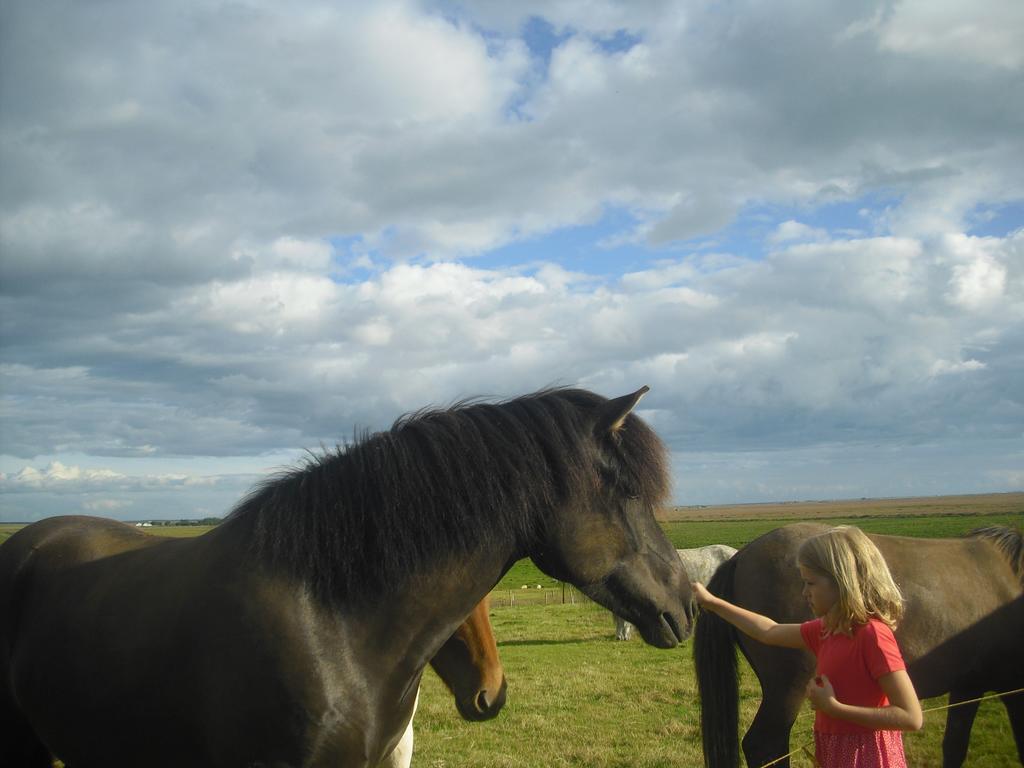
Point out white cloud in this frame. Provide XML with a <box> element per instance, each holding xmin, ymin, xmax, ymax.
<box><xmin>948</xmin><ymin>256</ymin><xmax>1007</xmax><ymax>311</ymax></box>
<box><xmin>876</xmin><ymin>0</ymin><xmax>1024</xmax><ymax>70</ymax></box>
<box><xmin>83</xmin><ymin>498</ymin><xmax>133</xmax><ymax>513</ymax></box>
<box><xmin>193</xmin><ymin>273</ymin><xmax>339</xmax><ymax>334</ymax></box>
<box><xmin>547</xmin><ymin>37</ymin><xmax>616</xmax><ymax>95</ymax></box>
<box><xmin>943</xmin><ymin>234</ymin><xmax>1009</xmax><ymax>311</ymax></box>
<box><xmin>930</xmin><ymin>359</ymin><xmax>986</xmax><ymax>377</ymax></box>
<box><xmin>358</xmin><ymin>3</ymin><xmax>528</xmax><ymax>122</ymax></box>
<box><xmin>6</xmin><ymin>462</ymin><xmax>124</xmax><ymax>488</ymax></box>
<box><xmin>265</xmin><ymin>237</ymin><xmax>334</xmax><ymax>272</ymax></box>
<box><xmin>986</xmin><ymin>468</ymin><xmax>1024</xmax><ymax>488</ymax></box>
<box><xmin>0</xmin><ymin>202</ymin><xmax>144</xmax><ymax>259</ymax></box>
<box><xmin>0</xmin><ymin>462</ymin><xmax>248</xmax><ymax>493</ymax></box>
<box><xmin>770</xmin><ymin>220</ymin><xmax>828</xmax><ymax>244</ymax></box>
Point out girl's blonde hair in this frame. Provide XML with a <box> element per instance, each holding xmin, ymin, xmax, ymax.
<box><xmin>797</xmin><ymin>526</ymin><xmax>904</xmax><ymax>636</ymax></box>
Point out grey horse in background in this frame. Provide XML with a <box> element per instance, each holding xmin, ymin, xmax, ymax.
<box><xmin>615</xmin><ymin>544</ymin><xmax>738</xmax><ymax>640</ymax></box>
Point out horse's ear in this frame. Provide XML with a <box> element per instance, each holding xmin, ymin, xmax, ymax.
<box><xmin>596</xmin><ymin>386</ymin><xmax>650</xmax><ymax>436</ymax></box>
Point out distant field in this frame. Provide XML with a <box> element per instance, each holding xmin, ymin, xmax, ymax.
<box><xmin>662</xmin><ymin>491</ymin><xmax>1024</xmax><ymax>521</ymax></box>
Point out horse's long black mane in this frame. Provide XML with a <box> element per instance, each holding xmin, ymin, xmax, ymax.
<box><xmin>969</xmin><ymin>526</ymin><xmax>1024</xmax><ymax>584</ymax></box>
<box><xmin>226</xmin><ymin>387</ymin><xmax>668</xmax><ymax>604</ymax></box>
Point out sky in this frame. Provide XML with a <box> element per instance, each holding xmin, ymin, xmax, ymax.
<box><xmin>1</xmin><ymin>0</ymin><xmax>1023</xmax><ymax>522</ymax></box>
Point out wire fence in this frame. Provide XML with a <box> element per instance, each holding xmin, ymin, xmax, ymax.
<box><xmin>488</xmin><ymin>583</ymin><xmax>594</xmax><ymax>608</ymax></box>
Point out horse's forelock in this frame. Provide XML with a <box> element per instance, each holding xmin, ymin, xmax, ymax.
<box><xmin>609</xmin><ymin>409</ymin><xmax>671</xmax><ymax>509</ymax></box>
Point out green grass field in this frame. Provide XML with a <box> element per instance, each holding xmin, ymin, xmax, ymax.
<box><xmin>415</xmin><ymin>601</ymin><xmax>1019</xmax><ymax>768</ymax></box>
<box><xmin>2</xmin><ymin>495</ymin><xmax>1021</xmax><ymax>766</ymax></box>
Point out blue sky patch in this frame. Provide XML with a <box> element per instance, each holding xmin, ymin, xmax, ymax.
<box><xmin>522</xmin><ymin>16</ymin><xmax>572</xmax><ymax>68</ymax></box>
<box><xmin>471</xmin><ymin>206</ymin><xmax>665</xmax><ymax>277</ymax></box>
<box><xmin>967</xmin><ymin>200</ymin><xmax>1024</xmax><ymax>238</ymax></box>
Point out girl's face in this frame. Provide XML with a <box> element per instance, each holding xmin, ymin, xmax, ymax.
<box><xmin>798</xmin><ymin>564</ymin><xmax>839</xmax><ymax>618</ymax></box>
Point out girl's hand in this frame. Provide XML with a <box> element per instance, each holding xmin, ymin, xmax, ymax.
<box><xmin>692</xmin><ymin>581</ymin><xmax>714</xmax><ymax>608</ymax></box>
<box><xmin>805</xmin><ymin>674</ymin><xmax>837</xmax><ymax>714</ymax></box>
<box><xmin>687</xmin><ymin>585</ymin><xmax>807</xmax><ymax>649</ymax></box>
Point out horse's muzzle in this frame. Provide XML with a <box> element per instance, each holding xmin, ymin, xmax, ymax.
<box><xmin>458</xmin><ymin>675</ymin><xmax>508</xmax><ymax>721</ymax></box>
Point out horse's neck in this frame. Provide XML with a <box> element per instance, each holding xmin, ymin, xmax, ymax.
<box><xmin>353</xmin><ymin>545</ymin><xmax>511</xmax><ymax>672</ymax></box>
<box><xmin>324</xmin><ymin>545</ymin><xmax>511</xmax><ymax>764</ymax></box>
<box><xmin>212</xmin><ymin>511</ymin><xmax>513</xmax><ymax>684</ymax></box>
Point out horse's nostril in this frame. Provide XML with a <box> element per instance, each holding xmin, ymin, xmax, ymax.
<box><xmin>475</xmin><ymin>689</ymin><xmax>491</xmax><ymax>713</ymax></box>
<box><xmin>661</xmin><ymin>611</ymin><xmax>683</xmax><ymax>644</ymax></box>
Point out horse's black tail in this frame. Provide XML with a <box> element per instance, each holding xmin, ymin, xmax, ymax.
<box><xmin>694</xmin><ymin>554</ymin><xmax>741</xmax><ymax>768</ymax></box>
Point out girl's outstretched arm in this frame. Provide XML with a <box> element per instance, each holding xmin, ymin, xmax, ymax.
<box><xmin>693</xmin><ymin>582</ymin><xmax>805</xmax><ymax>649</ymax></box>
<box><xmin>806</xmin><ymin>671</ymin><xmax>923</xmax><ymax>731</ymax></box>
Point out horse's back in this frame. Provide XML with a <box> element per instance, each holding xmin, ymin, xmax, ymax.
<box><xmin>0</xmin><ymin>515</ymin><xmax>174</xmax><ymax>653</ymax></box>
<box><xmin>0</xmin><ymin>516</ymin><xmax>224</xmax><ymax>764</ymax></box>
<box><xmin>730</xmin><ymin>523</ymin><xmax>823</xmax><ymax>619</ymax></box>
<box><xmin>2</xmin><ymin>515</ymin><xmax>162</xmax><ymax>573</ymax></box>
<box><xmin>733</xmin><ymin>522</ymin><xmax>1022</xmax><ymax>620</ymax></box>
<box><xmin>875</xmin><ymin>531</ymin><xmax>1024</xmax><ymax>696</ymax></box>
<box><xmin>2</xmin><ymin>517</ymin><xmax>148</xmax><ymax>648</ymax></box>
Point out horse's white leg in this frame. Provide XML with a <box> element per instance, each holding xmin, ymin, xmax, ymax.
<box><xmin>378</xmin><ymin>689</ymin><xmax>418</xmax><ymax>768</ymax></box>
<box><xmin>614</xmin><ymin>615</ymin><xmax>633</xmax><ymax>640</ymax></box>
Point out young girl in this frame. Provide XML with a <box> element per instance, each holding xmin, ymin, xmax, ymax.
<box><xmin>694</xmin><ymin>525</ymin><xmax>923</xmax><ymax>767</ymax></box>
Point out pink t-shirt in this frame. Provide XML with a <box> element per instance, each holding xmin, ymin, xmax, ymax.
<box><xmin>800</xmin><ymin>617</ymin><xmax>906</xmax><ymax>735</ymax></box>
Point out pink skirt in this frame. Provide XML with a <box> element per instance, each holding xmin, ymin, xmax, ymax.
<box><xmin>815</xmin><ymin>730</ymin><xmax>906</xmax><ymax>768</ymax></box>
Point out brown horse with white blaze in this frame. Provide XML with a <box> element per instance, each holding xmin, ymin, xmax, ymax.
<box><xmin>428</xmin><ymin>595</ymin><xmax>505</xmax><ymax>723</ymax></box>
<box><xmin>381</xmin><ymin>595</ymin><xmax>505</xmax><ymax>768</ymax></box>
<box><xmin>1</xmin><ymin>386</ymin><xmax>692</xmax><ymax>767</ymax></box>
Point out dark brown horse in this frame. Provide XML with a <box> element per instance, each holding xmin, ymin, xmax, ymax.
<box><xmin>0</xmin><ymin>386</ymin><xmax>693</xmax><ymax>767</ymax></box>
<box><xmin>695</xmin><ymin>522</ymin><xmax>1024</xmax><ymax>768</ymax></box>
